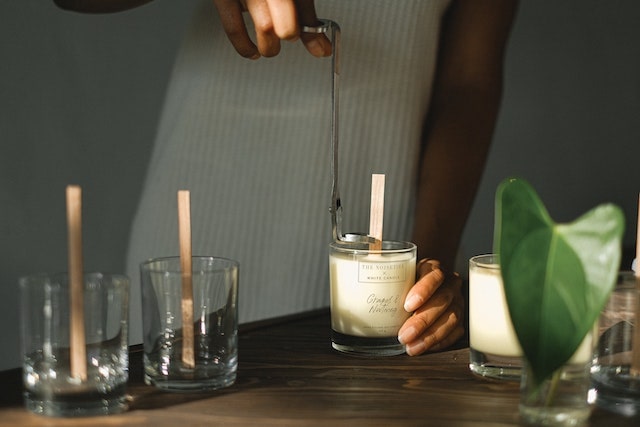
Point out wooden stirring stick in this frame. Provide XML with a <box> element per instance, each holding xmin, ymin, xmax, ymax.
<box><xmin>66</xmin><ymin>185</ymin><xmax>87</xmax><ymax>381</ymax></box>
<box><xmin>178</xmin><ymin>190</ymin><xmax>195</xmax><ymax>369</ymax></box>
<box><xmin>369</xmin><ymin>174</ymin><xmax>385</xmax><ymax>251</ymax></box>
<box><xmin>631</xmin><ymin>193</ymin><xmax>640</xmax><ymax>376</ymax></box>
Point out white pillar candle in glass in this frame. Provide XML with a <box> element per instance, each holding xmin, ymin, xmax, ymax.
<box><xmin>469</xmin><ymin>254</ymin><xmax>522</xmax><ymax>380</ymax></box>
<box><xmin>329</xmin><ymin>240</ymin><xmax>416</xmax><ymax>356</ymax></box>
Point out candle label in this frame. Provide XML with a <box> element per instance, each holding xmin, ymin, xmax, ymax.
<box><xmin>366</xmin><ymin>292</ymin><xmax>401</xmax><ymax>315</ymax></box>
<box><xmin>330</xmin><ymin>253</ymin><xmax>416</xmax><ymax>337</ymax></box>
<box><xmin>358</xmin><ymin>261</ymin><xmax>407</xmax><ymax>283</ymax></box>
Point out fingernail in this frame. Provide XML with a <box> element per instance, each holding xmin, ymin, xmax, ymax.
<box><xmin>405</xmin><ymin>340</ymin><xmax>426</xmax><ymax>356</ymax></box>
<box><xmin>398</xmin><ymin>326</ymin><xmax>416</xmax><ymax>344</ymax></box>
<box><xmin>404</xmin><ymin>294</ymin><xmax>423</xmax><ymax>312</ymax></box>
<box><xmin>306</xmin><ymin>38</ymin><xmax>327</xmax><ymax>57</ymax></box>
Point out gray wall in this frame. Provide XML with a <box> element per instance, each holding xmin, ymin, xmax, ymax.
<box><xmin>461</xmin><ymin>1</ymin><xmax>640</xmax><ymax>267</ymax></box>
<box><xmin>1</xmin><ymin>1</ymin><xmax>638</xmax><ymax>370</ymax></box>
<box><xmin>0</xmin><ymin>0</ymin><xmax>196</xmax><ymax>370</ymax></box>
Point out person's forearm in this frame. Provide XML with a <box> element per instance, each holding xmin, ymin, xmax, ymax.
<box><xmin>411</xmin><ymin>0</ymin><xmax>517</xmax><ymax>272</ymax></box>
<box><xmin>412</xmin><ymin>84</ymin><xmax>502</xmax><ymax>272</ymax></box>
<box><xmin>53</xmin><ymin>0</ymin><xmax>154</xmax><ymax>13</ymax></box>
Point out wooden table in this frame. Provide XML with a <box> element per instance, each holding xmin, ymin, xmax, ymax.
<box><xmin>0</xmin><ymin>308</ymin><xmax>636</xmax><ymax>426</ymax></box>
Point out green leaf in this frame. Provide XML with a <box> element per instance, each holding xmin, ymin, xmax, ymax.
<box><xmin>494</xmin><ymin>178</ymin><xmax>624</xmax><ymax>384</ymax></box>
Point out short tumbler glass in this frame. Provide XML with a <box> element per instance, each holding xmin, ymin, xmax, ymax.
<box><xmin>140</xmin><ymin>256</ymin><xmax>238</xmax><ymax>392</ymax></box>
<box><xmin>20</xmin><ymin>273</ymin><xmax>130</xmax><ymax>417</ymax></box>
<box><xmin>591</xmin><ymin>271</ymin><xmax>640</xmax><ymax>417</ymax></box>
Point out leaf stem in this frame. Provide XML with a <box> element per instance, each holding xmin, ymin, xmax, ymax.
<box><xmin>544</xmin><ymin>369</ymin><xmax>562</xmax><ymax>407</ymax></box>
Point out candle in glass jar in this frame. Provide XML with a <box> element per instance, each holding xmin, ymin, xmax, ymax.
<box><xmin>469</xmin><ymin>258</ymin><xmax>594</xmax><ymax>361</ymax></box>
<box><xmin>330</xmin><ymin>244</ymin><xmax>416</xmax><ymax>338</ymax></box>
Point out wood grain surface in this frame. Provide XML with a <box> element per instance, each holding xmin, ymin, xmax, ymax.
<box><xmin>0</xmin><ymin>308</ymin><xmax>636</xmax><ymax>426</ymax></box>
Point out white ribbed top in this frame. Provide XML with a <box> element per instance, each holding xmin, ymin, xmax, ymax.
<box><xmin>126</xmin><ymin>0</ymin><xmax>451</xmax><ymax>342</ymax></box>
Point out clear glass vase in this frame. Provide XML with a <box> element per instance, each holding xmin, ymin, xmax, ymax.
<box><xmin>519</xmin><ymin>333</ymin><xmax>595</xmax><ymax>426</ymax></box>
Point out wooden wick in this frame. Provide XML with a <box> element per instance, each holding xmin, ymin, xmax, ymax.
<box><xmin>178</xmin><ymin>190</ymin><xmax>195</xmax><ymax>369</ymax></box>
<box><xmin>631</xmin><ymin>193</ymin><xmax>640</xmax><ymax>376</ymax></box>
<box><xmin>66</xmin><ymin>185</ymin><xmax>87</xmax><ymax>381</ymax></box>
<box><xmin>369</xmin><ymin>174</ymin><xmax>385</xmax><ymax>251</ymax></box>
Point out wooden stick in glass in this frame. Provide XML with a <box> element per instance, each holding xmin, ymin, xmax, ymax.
<box><xmin>369</xmin><ymin>174</ymin><xmax>385</xmax><ymax>251</ymax></box>
<box><xmin>178</xmin><ymin>190</ymin><xmax>195</xmax><ymax>368</ymax></box>
<box><xmin>631</xmin><ymin>193</ymin><xmax>640</xmax><ymax>376</ymax></box>
<box><xmin>66</xmin><ymin>185</ymin><xmax>87</xmax><ymax>381</ymax></box>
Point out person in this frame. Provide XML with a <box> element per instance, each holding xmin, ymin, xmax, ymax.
<box><xmin>52</xmin><ymin>0</ymin><xmax>517</xmax><ymax>356</ymax></box>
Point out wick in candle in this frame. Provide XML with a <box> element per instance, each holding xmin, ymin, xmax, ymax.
<box><xmin>369</xmin><ymin>174</ymin><xmax>385</xmax><ymax>251</ymax></box>
<box><xmin>178</xmin><ymin>190</ymin><xmax>195</xmax><ymax>369</ymax></box>
<box><xmin>66</xmin><ymin>185</ymin><xmax>87</xmax><ymax>381</ymax></box>
<box><xmin>631</xmin><ymin>193</ymin><xmax>640</xmax><ymax>376</ymax></box>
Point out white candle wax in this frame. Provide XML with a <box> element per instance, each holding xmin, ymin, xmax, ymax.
<box><xmin>330</xmin><ymin>249</ymin><xmax>416</xmax><ymax>337</ymax></box>
<box><xmin>469</xmin><ymin>257</ymin><xmax>595</xmax><ymax>363</ymax></box>
<box><xmin>469</xmin><ymin>260</ymin><xmax>522</xmax><ymax>357</ymax></box>
<box><xmin>568</xmin><ymin>326</ymin><xmax>597</xmax><ymax>364</ymax></box>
